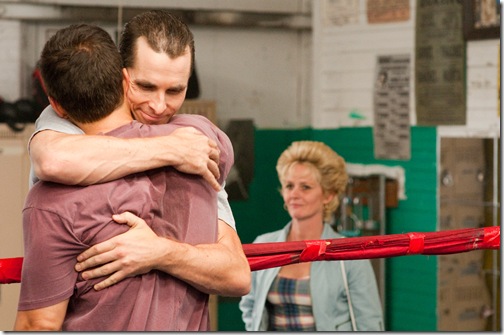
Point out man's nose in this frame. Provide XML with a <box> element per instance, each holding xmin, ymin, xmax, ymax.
<box><xmin>149</xmin><ymin>93</ymin><xmax>167</xmax><ymax>115</ymax></box>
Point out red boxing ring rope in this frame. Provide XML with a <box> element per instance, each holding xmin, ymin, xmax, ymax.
<box><xmin>0</xmin><ymin>226</ymin><xmax>500</xmax><ymax>283</ymax></box>
<box><xmin>0</xmin><ymin>257</ymin><xmax>23</xmax><ymax>284</ymax></box>
<box><xmin>243</xmin><ymin>226</ymin><xmax>500</xmax><ymax>271</ymax></box>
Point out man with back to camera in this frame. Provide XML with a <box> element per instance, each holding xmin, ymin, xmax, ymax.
<box><xmin>28</xmin><ymin>10</ymin><xmax>251</xmax><ymax>295</ymax></box>
<box><xmin>15</xmin><ymin>23</ymin><xmax>235</xmax><ymax>331</ymax></box>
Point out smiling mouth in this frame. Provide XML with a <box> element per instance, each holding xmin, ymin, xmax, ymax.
<box><xmin>140</xmin><ymin>111</ymin><xmax>164</xmax><ymax>122</ymax></box>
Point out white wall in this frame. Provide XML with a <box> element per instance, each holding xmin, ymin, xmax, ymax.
<box><xmin>312</xmin><ymin>0</ymin><xmax>416</xmax><ymax>128</ymax></box>
<box><xmin>312</xmin><ymin>0</ymin><xmax>500</xmax><ymax>138</ymax></box>
<box><xmin>193</xmin><ymin>26</ymin><xmax>312</xmax><ymax>128</ymax></box>
<box><xmin>439</xmin><ymin>39</ymin><xmax>500</xmax><ymax>138</ymax></box>
<box><xmin>0</xmin><ymin>20</ymin><xmax>22</xmax><ymax>101</ymax></box>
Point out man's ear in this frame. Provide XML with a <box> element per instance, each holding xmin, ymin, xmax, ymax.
<box><xmin>48</xmin><ymin>96</ymin><xmax>68</xmax><ymax>119</ymax></box>
<box><xmin>122</xmin><ymin>68</ymin><xmax>130</xmax><ymax>94</ymax></box>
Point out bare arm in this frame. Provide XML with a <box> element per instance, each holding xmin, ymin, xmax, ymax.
<box><xmin>14</xmin><ymin>300</ymin><xmax>69</xmax><ymax>331</ymax></box>
<box><xmin>159</xmin><ymin>220</ymin><xmax>251</xmax><ymax>296</ymax></box>
<box><xmin>75</xmin><ymin>212</ymin><xmax>251</xmax><ymax>297</ymax></box>
<box><xmin>30</xmin><ymin>127</ymin><xmax>221</xmax><ymax>190</ymax></box>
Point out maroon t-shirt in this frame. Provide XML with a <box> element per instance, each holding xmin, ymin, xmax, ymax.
<box><xmin>18</xmin><ymin>114</ymin><xmax>234</xmax><ymax>331</ymax></box>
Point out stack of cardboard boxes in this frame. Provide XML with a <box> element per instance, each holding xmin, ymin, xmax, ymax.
<box><xmin>179</xmin><ymin>100</ymin><xmax>217</xmax><ymax>124</ymax></box>
<box><xmin>438</xmin><ymin>138</ymin><xmax>493</xmax><ymax>331</ymax></box>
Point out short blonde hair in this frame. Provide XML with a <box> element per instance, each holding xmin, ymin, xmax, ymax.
<box><xmin>276</xmin><ymin>141</ymin><xmax>348</xmax><ymax>222</ymax></box>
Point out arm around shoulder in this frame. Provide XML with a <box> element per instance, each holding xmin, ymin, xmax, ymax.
<box><xmin>30</xmin><ymin>129</ymin><xmax>144</xmax><ymax>185</ymax></box>
<box><xmin>30</xmin><ymin>130</ymin><xmax>85</xmax><ymax>185</ymax></box>
<box><xmin>30</xmin><ymin>126</ymin><xmax>222</xmax><ymax>187</ymax></box>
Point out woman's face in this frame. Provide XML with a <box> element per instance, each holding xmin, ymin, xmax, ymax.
<box><xmin>280</xmin><ymin>162</ymin><xmax>331</xmax><ymax>222</ymax></box>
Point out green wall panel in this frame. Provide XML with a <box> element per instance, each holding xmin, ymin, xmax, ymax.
<box><xmin>224</xmin><ymin>126</ymin><xmax>439</xmax><ymax>331</ymax></box>
<box><xmin>217</xmin><ymin>298</ymin><xmax>245</xmax><ymax>331</ymax></box>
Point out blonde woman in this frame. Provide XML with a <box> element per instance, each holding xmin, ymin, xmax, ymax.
<box><xmin>239</xmin><ymin>141</ymin><xmax>383</xmax><ymax>331</ymax></box>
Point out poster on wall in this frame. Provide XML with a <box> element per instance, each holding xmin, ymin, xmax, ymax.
<box><xmin>366</xmin><ymin>0</ymin><xmax>410</xmax><ymax>23</ymax></box>
<box><xmin>463</xmin><ymin>0</ymin><xmax>501</xmax><ymax>40</ymax></box>
<box><xmin>373</xmin><ymin>54</ymin><xmax>411</xmax><ymax>161</ymax></box>
<box><xmin>415</xmin><ymin>0</ymin><xmax>466</xmax><ymax>125</ymax></box>
<box><xmin>322</xmin><ymin>0</ymin><xmax>359</xmax><ymax>27</ymax></box>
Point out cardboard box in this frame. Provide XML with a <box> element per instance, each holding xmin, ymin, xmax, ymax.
<box><xmin>179</xmin><ymin>100</ymin><xmax>217</xmax><ymax>124</ymax></box>
<box><xmin>438</xmin><ymin>254</ymin><xmax>492</xmax><ymax>331</ymax></box>
<box><xmin>438</xmin><ymin>301</ymin><xmax>492</xmax><ymax>331</ymax></box>
<box><xmin>439</xmin><ymin>203</ymin><xmax>485</xmax><ymax>230</ymax></box>
<box><xmin>440</xmin><ymin>138</ymin><xmax>486</xmax><ymax>201</ymax></box>
<box><xmin>438</xmin><ymin>138</ymin><xmax>498</xmax><ymax>331</ymax></box>
<box><xmin>438</xmin><ymin>253</ymin><xmax>487</xmax><ymax>287</ymax></box>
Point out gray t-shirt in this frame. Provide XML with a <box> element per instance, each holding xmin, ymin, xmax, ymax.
<box><xmin>29</xmin><ymin>106</ymin><xmax>236</xmax><ymax>229</ymax></box>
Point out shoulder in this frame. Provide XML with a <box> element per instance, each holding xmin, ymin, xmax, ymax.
<box><xmin>171</xmin><ymin>114</ymin><xmax>230</xmax><ymax>146</ymax></box>
<box><xmin>34</xmin><ymin>105</ymin><xmax>83</xmax><ymax>135</ymax></box>
<box><xmin>322</xmin><ymin>223</ymin><xmax>345</xmax><ymax>239</ymax></box>
<box><xmin>133</xmin><ymin>114</ymin><xmax>218</xmax><ymax>139</ymax></box>
<box><xmin>170</xmin><ymin>114</ymin><xmax>218</xmax><ymax>136</ymax></box>
<box><xmin>171</xmin><ymin>114</ymin><xmax>234</xmax><ymax>164</ymax></box>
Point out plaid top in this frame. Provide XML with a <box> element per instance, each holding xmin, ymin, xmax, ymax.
<box><xmin>266</xmin><ymin>276</ymin><xmax>316</xmax><ymax>331</ymax></box>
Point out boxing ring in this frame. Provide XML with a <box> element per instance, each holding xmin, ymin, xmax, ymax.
<box><xmin>0</xmin><ymin>226</ymin><xmax>500</xmax><ymax>283</ymax></box>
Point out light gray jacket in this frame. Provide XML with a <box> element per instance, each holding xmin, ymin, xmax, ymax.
<box><xmin>239</xmin><ymin>222</ymin><xmax>384</xmax><ymax>331</ymax></box>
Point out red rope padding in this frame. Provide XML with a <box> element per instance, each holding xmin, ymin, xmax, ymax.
<box><xmin>407</xmin><ymin>232</ymin><xmax>425</xmax><ymax>254</ymax></box>
<box><xmin>0</xmin><ymin>227</ymin><xmax>500</xmax><ymax>283</ymax></box>
<box><xmin>299</xmin><ymin>240</ymin><xmax>329</xmax><ymax>262</ymax></box>
<box><xmin>243</xmin><ymin>226</ymin><xmax>500</xmax><ymax>271</ymax></box>
<box><xmin>0</xmin><ymin>257</ymin><xmax>23</xmax><ymax>284</ymax></box>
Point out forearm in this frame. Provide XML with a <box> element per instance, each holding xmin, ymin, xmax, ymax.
<box><xmin>156</xmin><ymin>221</ymin><xmax>251</xmax><ymax>296</ymax></box>
<box><xmin>14</xmin><ymin>314</ymin><xmax>61</xmax><ymax>331</ymax></box>
<box><xmin>14</xmin><ymin>300</ymin><xmax>68</xmax><ymax>331</ymax></box>
<box><xmin>31</xmin><ymin>130</ymin><xmax>189</xmax><ymax>186</ymax></box>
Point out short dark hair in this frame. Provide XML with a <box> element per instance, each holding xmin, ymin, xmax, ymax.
<box><xmin>39</xmin><ymin>24</ymin><xmax>124</xmax><ymax>123</ymax></box>
<box><xmin>119</xmin><ymin>10</ymin><xmax>195</xmax><ymax>73</ymax></box>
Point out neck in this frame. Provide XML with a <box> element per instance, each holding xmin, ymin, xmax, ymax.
<box><xmin>77</xmin><ymin>102</ymin><xmax>133</xmax><ymax>135</ymax></box>
<box><xmin>288</xmin><ymin>217</ymin><xmax>324</xmax><ymax>241</ymax></box>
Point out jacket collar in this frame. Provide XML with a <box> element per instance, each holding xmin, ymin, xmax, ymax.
<box><xmin>278</xmin><ymin>221</ymin><xmax>342</xmax><ymax>242</ymax></box>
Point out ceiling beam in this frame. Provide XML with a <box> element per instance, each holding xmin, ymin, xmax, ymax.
<box><xmin>0</xmin><ymin>2</ymin><xmax>311</xmax><ymax>30</ymax></box>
